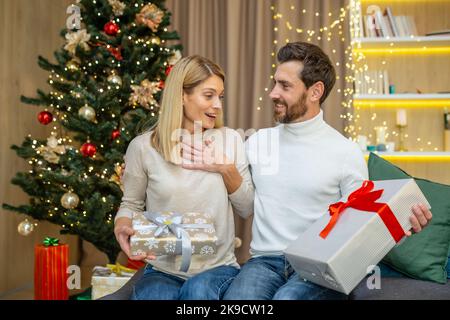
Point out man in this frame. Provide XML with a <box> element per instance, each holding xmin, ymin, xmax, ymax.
<box><xmin>222</xmin><ymin>42</ymin><xmax>432</xmax><ymax>300</ymax></box>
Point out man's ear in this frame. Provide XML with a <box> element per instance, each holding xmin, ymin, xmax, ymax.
<box><xmin>310</xmin><ymin>81</ymin><xmax>325</xmax><ymax>103</ymax></box>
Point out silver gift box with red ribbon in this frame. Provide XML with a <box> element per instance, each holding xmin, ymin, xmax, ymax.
<box><xmin>284</xmin><ymin>179</ymin><xmax>431</xmax><ymax>295</ymax></box>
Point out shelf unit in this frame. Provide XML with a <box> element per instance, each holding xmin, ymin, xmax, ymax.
<box><xmin>349</xmin><ymin>0</ymin><xmax>450</xmax><ymax>183</ymax></box>
<box><xmin>353</xmin><ymin>35</ymin><xmax>450</xmax><ymax>54</ymax></box>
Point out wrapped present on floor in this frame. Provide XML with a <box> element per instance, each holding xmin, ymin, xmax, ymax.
<box><xmin>284</xmin><ymin>179</ymin><xmax>431</xmax><ymax>295</ymax></box>
<box><xmin>130</xmin><ymin>211</ymin><xmax>218</xmax><ymax>272</ymax></box>
<box><xmin>34</xmin><ymin>237</ymin><xmax>69</xmax><ymax>300</ymax></box>
<box><xmin>91</xmin><ymin>264</ymin><xmax>136</xmax><ymax>300</ymax></box>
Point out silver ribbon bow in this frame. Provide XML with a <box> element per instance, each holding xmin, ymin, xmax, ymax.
<box><xmin>142</xmin><ymin>212</ymin><xmax>213</xmax><ymax>272</ymax></box>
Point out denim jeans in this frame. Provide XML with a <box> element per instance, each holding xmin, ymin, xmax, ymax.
<box><xmin>131</xmin><ymin>264</ymin><xmax>239</xmax><ymax>300</ymax></box>
<box><xmin>223</xmin><ymin>255</ymin><xmax>347</xmax><ymax>300</ymax></box>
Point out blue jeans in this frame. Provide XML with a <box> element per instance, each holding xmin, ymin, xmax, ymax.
<box><xmin>131</xmin><ymin>264</ymin><xmax>239</xmax><ymax>300</ymax></box>
<box><xmin>223</xmin><ymin>256</ymin><xmax>347</xmax><ymax>300</ymax></box>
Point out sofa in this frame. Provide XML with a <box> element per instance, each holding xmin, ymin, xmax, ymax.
<box><xmin>99</xmin><ymin>265</ymin><xmax>450</xmax><ymax>300</ymax></box>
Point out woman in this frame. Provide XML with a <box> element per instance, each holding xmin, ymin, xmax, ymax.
<box><xmin>114</xmin><ymin>55</ymin><xmax>254</xmax><ymax>300</ymax></box>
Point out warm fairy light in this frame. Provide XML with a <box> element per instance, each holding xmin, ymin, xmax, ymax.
<box><xmin>259</xmin><ymin>3</ymin><xmax>349</xmax><ymax>112</ymax></box>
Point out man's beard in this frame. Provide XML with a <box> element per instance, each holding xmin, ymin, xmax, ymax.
<box><xmin>273</xmin><ymin>92</ymin><xmax>308</xmax><ymax>124</ymax></box>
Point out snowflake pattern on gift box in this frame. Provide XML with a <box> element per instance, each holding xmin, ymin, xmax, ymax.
<box><xmin>186</xmin><ymin>212</ymin><xmax>200</xmax><ymax>217</ymax></box>
<box><xmin>132</xmin><ymin>249</ymin><xmax>145</xmax><ymax>256</ymax></box>
<box><xmin>138</xmin><ymin>228</ymin><xmax>152</xmax><ymax>235</ymax></box>
<box><xmin>183</xmin><ymin>217</ymin><xmax>192</xmax><ymax>224</ymax></box>
<box><xmin>144</xmin><ymin>239</ymin><xmax>159</xmax><ymax>250</ymax></box>
<box><xmin>200</xmin><ymin>246</ymin><xmax>214</xmax><ymax>256</ymax></box>
<box><xmin>164</xmin><ymin>241</ymin><xmax>176</xmax><ymax>253</ymax></box>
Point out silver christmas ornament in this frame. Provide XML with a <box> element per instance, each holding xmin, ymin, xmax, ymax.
<box><xmin>61</xmin><ymin>191</ymin><xmax>80</xmax><ymax>209</ymax></box>
<box><xmin>18</xmin><ymin>219</ymin><xmax>34</xmax><ymax>236</ymax></box>
<box><xmin>78</xmin><ymin>105</ymin><xmax>96</xmax><ymax>122</ymax></box>
<box><xmin>107</xmin><ymin>74</ymin><xmax>122</xmax><ymax>86</ymax></box>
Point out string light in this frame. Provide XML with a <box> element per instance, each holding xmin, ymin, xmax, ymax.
<box><xmin>259</xmin><ymin>2</ymin><xmax>349</xmax><ymax>112</ymax></box>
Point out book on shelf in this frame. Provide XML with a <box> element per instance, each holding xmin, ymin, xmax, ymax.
<box><xmin>384</xmin><ymin>7</ymin><xmax>399</xmax><ymax>37</ymax></box>
<box><xmin>359</xmin><ymin>5</ymin><xmax>418</xmax><ymax>38</ymax></box>
<box><xmin>374</xmin><ymin>10</ymin><xmax>392</xmax><ymax>37</ymax></box>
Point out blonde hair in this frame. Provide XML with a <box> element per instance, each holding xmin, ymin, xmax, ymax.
<box><xmin>151</xmin><ymin>55</ymin><xmax>225</xmax><ymax>163</ymax></box>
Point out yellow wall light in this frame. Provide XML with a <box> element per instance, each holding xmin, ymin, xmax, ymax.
<box><xmin>353</xmin><ymin>47</ymin><xmax>450</xmax><ymax>55</ymax></box>
<box><xmin>364</xmin><ymin>154</ymin><xmax>450</xmax><ymax>162</ymax></box>
<box><xmin>354</xmin><ymin>99</ymin><xmax>450</xmax><ymax>108</ymax></box>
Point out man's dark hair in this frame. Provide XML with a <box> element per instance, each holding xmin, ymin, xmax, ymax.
<box><xmin>277</xmin><ymin>42</ymin><xmax>336</xmax><ymax>104</ymax></box>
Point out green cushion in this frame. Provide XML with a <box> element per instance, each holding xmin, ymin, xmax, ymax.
<box><xmin>368</xmin><ymin>152</ymin><xmax>450</xmax><ymax>284</ymax></box>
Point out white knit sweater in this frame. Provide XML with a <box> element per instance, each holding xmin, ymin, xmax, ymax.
<box><xmin>247</xmin><ymin>110</ymin><xmax>368</xmax><ymax>256</ymax></box>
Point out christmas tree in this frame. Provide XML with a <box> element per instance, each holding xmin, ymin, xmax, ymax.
<box><xmin>3</xmin><ymin>0</ymin><xmax>182</xmax><ymax>263</ymax></box>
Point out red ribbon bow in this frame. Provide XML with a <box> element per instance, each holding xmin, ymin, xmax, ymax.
<box><xmin>91</xmin><ymin>42</ymin><xmax>123</xmax><ymax>61</ymax></box>
<box><xmin>319</xmin><ymin>180</ymin><xmax>405</xmax><ymax>243</ymax></box>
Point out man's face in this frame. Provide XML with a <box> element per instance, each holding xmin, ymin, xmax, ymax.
<box><xmin>269</xmin><ymin>60</ymin><xmax>308</xmax><ymax>124</ymax></box>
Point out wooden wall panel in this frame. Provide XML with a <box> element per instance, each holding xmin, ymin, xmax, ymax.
<box><xmin>0</xmin><ymin>0</ymin><xmax>80</xmax><ymax>296</ymax></box>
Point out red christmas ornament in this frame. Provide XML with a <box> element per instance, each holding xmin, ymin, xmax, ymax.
<box><xmin>80</xmin><ymin>142</ymin><xmax>97</xmax><ymax>157</ymax></box>
<box><xmin>37</xmin><ymin>111</ymin><xmax>53</xmax><ymax>125</ymax></box>
<box><xmin>165</xmin><ymin>65</ymin><xmax>173</xmax><ymax>76</ymax></box>
<box><xmin>158</xmin><ymin>80</ymin><xmax>165</xmax><ymax>89</ymax></box>
<box><xmin>111</xmin><ymin>129</ymin><xmax>120</xmax><ymax>140</ymax></box>
<box><xmin>104</xmin><ymin>21</ymin><xmax>119</xmax><ymax>36</ymax></box>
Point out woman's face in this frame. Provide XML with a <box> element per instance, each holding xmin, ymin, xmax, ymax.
<box><xmin>182</xmin><ymin>75</ymin><xmax>224</xmax><ymax>133</ymax></box>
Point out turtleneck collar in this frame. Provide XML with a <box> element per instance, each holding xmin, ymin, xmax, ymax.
<box><xmin>281</xmin><ymin>109</ymin><xmax>325</xmax><ymax>136</ymax></box>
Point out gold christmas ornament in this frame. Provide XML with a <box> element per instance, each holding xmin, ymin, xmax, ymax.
<box><xmin>150</xmin><ymin>36</ymin><xmax>161</xmax><ymax>45</ymax></box>
<box><xmin>66</xmin><ymin>60</ymin><xmax>79</xmax><ymax>72</ymax></box>
<box><xmin>18</xmin><ymin>219</ymin><xmax>34</xmax><ymax>236</ymax></box>
<box><xmin>107</xmin><ymin>74</ymin><xmax>122</xmax><ymax>86</ymax></box>
<box><xmin>135</xmin><ymin>3</ymin><xmax>164</xmax><ymax>32</ymax></box>
<box><xmin>61</xmin><ymin>191</ymin><xmax>80</xmax><ymax>209</ymax></box>
<box><xmin>78</xmin><ymin>104</ymin><xmax>96</xmax><ymax>122</ymax></box>
<box><xmin>129</xmin><ymin>79</ymin><xmax>161</xmax><ymax>109</ymax></box>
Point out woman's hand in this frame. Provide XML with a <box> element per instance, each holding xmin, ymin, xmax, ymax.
<box><xmin>114</xmin><ymin>217</ymin><xmax>156</xmax><ymax>261</ymax></box>
<box><xmin>181</xmin><ymin>139</ymin><xmax>243</xmax><ymax>194</ymax></box>
<box><xmin>181</xmin><ymin>139</ymin><xmax>232</xmax><ymax>173</ymax></box>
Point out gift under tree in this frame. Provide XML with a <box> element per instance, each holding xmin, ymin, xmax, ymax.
<box><xmin>3</xmin><ymin>0</ymin><xmax>182</xmax><ymax>264</ymax></box>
